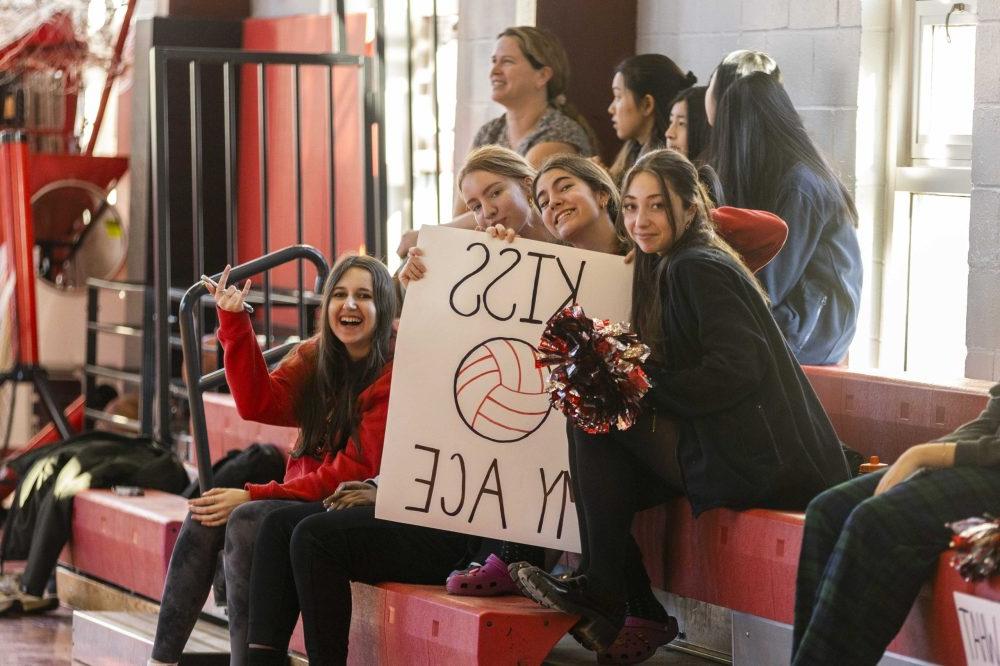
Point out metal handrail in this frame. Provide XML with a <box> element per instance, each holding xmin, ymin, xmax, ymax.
<box><xmin>147</xmin><ymin>43</ymin><xmax>384</xmax><ymax>447</ymax></box>
<box><xmin>178</xmin><ymin>244</ymin><xmax>329</xmax><ymax>491</ymax></box>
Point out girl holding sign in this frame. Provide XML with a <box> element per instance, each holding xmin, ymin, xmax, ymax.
<box><xmin>404</xmin><ymin>153</ymin><xmax>791</xmax><ymax>662</ymax></box>
<box><xmin>149</xmin><ymin>256</ymin><xmax>395</xmax><ymax>666</ymax></box>
<box><xmin>399</xmin><ymin>145</ymin><xmax>557</xmax><ymax>285</ymax></box>
<box><xmin>512</xmin><ymin>149</ymin><xmax>851</xmax><ymax>662</ymax></box>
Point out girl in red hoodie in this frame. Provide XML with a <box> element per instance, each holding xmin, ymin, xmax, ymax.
<box><xmin>150</xmin><ymin>255</ymin><xmax>396</xmax><ymax>666</ymax></box>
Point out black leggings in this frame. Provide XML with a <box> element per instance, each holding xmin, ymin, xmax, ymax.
<box><xmin>570</xmin><ymin>410</ymin><xmax>683</xmax><ymax>603</ymax></box>
<box><xmin>247</xmin><ymin>503</ymin><xmax>474</xmax><ymax>665</ymax></box>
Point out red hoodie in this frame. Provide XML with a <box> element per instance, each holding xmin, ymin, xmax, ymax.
<box><xmin>215</xmin><ymin>309</ymin><xmax>392</xmax><ymax>501</ymax></box>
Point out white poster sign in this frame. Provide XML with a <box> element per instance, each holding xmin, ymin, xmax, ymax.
<box><xmin>955</xmin><ymin>591</ymin><xmax>1000</xmax><ymax>665</ymax></box>
<box><xmin>375</xmin><ymin>226</ymin><xmax>634</xmax><ymax>551</ymax></box>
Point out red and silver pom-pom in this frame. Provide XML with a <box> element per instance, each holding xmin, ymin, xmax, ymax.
<box><xmin>536</xmin><ymin>305</ymin><xmax>652</xmax><ymax>434</ymax></box>
<box><xmin>948</xmin><ymin>515</ymin><xmax>1000</xmax><ymax>581</ymax></box>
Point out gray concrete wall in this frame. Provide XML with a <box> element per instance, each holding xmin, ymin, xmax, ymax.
<box><xmin>635</xmin><ymin>0</ymin><xmax>862</xmax><ymax>187</ymax></box>
<box><xmin>453</xmin><ymin>1</ymin><xmax>520</xmax><ymax>172</ymax></box>
<box><xmin>967</xmin><ymin>0</ymin><xmax>1000</xmax><ymax>380</ymax></box>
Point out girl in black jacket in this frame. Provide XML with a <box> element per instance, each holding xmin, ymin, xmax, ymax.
<box><xmin>514</xmin><ymin>149</ymin><xmax>851</xmax><ymax>661</ymax></box>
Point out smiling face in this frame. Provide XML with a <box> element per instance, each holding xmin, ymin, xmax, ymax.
<box><xmin>489</xmin><ymin>36</ymin><xmax>548</xmax><ymax>106</ymax></box>
<box><xmin>665</xmin><ymin>100</ymin><xmax>689</xmax><ymax>156</ymax></box>
<box><xmin>326</xmin><ymin>267</ymin><xmax>378</xmax><ymax>360</ymax></box>
<box><xmin>608</xmin><ymin>71</ymin><xmax>652</xmax><ymax>142</ymax></box>
<box><xmin>622</xmin><ymin>170</ymin><xmax>692</xmax><ymax>255</ymax></box>
<box><xmin>534</xmin><ymin>168</ymin><xmax>606</xmax><ymax>245</ymax></box>
<box><xmin>460</xmin><ymin>170</ymin><xmax>535</xmax><ymax>230</ymax></box>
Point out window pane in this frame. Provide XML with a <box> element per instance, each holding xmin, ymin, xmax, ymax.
<box><xmin>904</xmin><ymin>193</ymin><xmax>969</xmax><ymax>377</ymax></box>
<box><xmin>918</xmin><ymin>22</ymin><xmax>975</xmax><ymax>139</ymax></box>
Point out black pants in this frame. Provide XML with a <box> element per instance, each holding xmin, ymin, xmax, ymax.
<box><xmin>570</xmin><ymin>410</ymin><xmax>683</xmax><ymax>603</ymax></box>
<box><xmin>247</xmin><ymin>503</ymin><xmax>474</xmax><ymax>665</ymax></box>
<box><xmin>151</xmin><ymin>499</ymin><xmax>296</xmax><ymax>664</ymax></box>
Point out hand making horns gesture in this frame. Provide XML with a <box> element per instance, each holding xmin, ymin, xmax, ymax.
<box><xmin>205</xmin><ymin>264</ymin><xmax>252</xmax><ymax>313</ymax></box>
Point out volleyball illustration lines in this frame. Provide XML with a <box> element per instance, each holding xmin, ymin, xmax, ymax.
<box><xmin>454</xmin><ymin>337</ymin><xmax>552</xmax><ymax>443</ymax></box>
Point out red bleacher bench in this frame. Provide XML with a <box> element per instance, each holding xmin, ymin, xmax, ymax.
<box><xmin>628</xmin><ymin>366</ymin><xmax>996</xmax><ymax>665</ymax></box>
<box><xmin>63</xmin><ymin>367</ymin><xmax>999</xmax><ymax>664</ymax></box>
<box><xmin>62</xmin><ymin>489</ymin><xmax>188</xmax><ymax>601</ymax></box>
<box><xmin>64</xmin><ymin>392</ymin><xmax>576</xmax><ymax>664</ymax></box>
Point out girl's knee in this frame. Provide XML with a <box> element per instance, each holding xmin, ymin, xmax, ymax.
<box><xmin>225</xmin><ymin>503</ymin><xmax>264</xmax><ymax>552</ymax></box>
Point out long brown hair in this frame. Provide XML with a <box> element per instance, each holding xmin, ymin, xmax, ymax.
<box><xmin>533</xmin><ymin>154</ymin><xmax>630</xmax><ymax>254</ymax></box>
<box><xmin>293</xmin><ymin>255</ymin><xmax>396</xmax><ymax>458</ymax></box>
<box><xmin>499</xmin><ymin>26</ymin><xmax>600</xmax><ymax>155</ymax></box>
<box><xmin>622</xmin><ymin>149</ymin><xmax>764</xmax><ymax>360</ymax></box>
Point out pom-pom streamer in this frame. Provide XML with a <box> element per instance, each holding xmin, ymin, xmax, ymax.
<box><xmin>536</xmin><ymin>305</ymin><xmax>652</xmax><ymax>434</ymax></box>
<box><xmin>947</xmin><ymin>515</ymin><xmax>1000</xmax><ymax>582</ymax></box>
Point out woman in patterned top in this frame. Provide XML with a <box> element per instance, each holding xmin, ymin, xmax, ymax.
<box><xmin>397</xmin><ymin>26</ymin><xmax>596</xmax><ymax>258</ymax></box>
<box><xmin>472</xmin><ymin>26</ymin><xmax>597</xmax><ymax>165</ymax></box>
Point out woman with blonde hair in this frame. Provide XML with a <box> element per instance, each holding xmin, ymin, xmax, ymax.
<box><xmin>399</xmin><ymin>145</ymin><xmax>556</xmax><ymax>284</ymax></box>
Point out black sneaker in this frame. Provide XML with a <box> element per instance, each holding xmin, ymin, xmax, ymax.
<box><xmin>510</xmin><ymin>563</ymin><xmax>623</xmax><ymax>652</ymax></box>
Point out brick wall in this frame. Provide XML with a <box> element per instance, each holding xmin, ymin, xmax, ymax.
<box><xmin>967</xmin><ymin>0</ymin><xmax>1000</xmax><ymax>380</ymax></box>
<box><xmin>635</xmin><ymin>0</ymin><xmax>862</xmax><ymax>187</ymax></box>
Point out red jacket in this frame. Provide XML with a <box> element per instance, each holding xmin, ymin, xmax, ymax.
<box><xmin>712</xmin><ymin>206</ymin><xmax>788</xmax><ymax>273</ymax></box>
<box><xmin>216</xmin><ymin>309</ymin><xmax>392</xmax><ymax>501</ymax></box>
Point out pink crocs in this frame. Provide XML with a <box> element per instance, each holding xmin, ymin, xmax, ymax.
<box><xmin>445</xmin><ymin>554</ymin><xmax>519</xmax><ymax>596</ymax></box>
<box><xmin>598</xmin><ymin>615</ymin><xmax>679</xmax><ymax>665</ymax></box>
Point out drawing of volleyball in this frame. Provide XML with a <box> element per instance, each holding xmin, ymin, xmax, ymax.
<box><xmin>453</xmin><ymin>337</ymin><xmax>553</xmax><ymax>443</ymax></box>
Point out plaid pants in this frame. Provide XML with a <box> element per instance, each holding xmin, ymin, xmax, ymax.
<box><xmin>792</xmin><ymin>465</ymin><xmax>1000</xmax><ymax>665</ymax></box>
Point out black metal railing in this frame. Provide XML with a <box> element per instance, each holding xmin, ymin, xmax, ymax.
<box><xmin>179</xmin><ymin>245</ymin><xmax>330</xmax><ymax>491</ymax></box>
<box><xmin>146</xmin><ymin>45</ymin><xmax>384</xmax><ymax>446</ymax></box>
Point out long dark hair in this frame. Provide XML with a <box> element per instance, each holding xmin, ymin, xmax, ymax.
<box><xmin>622</xmin><ymin>149</ymin><xmax>762</xmax><ymax>360</ymax></box>
<box><xmin>499</xmin><ymin>26</ymin><xmax>600</xmax><ymax>155</ymax></box>
<box><xmin>708</xmin><ymin>49</ymin><xmax>781</xmax><ymax>118</ymax></box>
<box><xmin>709</xmin><ymin>72</ymin><xmax>858</xmax><ymax>225</ymax></box>
<box><xmin>668</xmin><ymin>85</ymin><xmax>711</xmax><ymax>164</ymax></box>
<box><xmin>609</xmin><ymin>54</ymin><xmax>695</xmax><ymax>185</ymax></box>
<box><xmin>293</xmin><ymin>255</ymin><xmax>396</xmax><ymax>458</ymax></box>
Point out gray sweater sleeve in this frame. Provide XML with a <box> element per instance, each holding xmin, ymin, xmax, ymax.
<box><xmin>942</xmin><ymin>384</ymin><xmax>1000</xmax><ymax>467</ymax></box>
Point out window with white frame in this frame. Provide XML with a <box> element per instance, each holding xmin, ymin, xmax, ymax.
<box><xmin>383</xmin><ymin>0</ymin><xmax>459</xmax><ymax>271</ymax></box>
<box><xmin>878</xmin><ymin>0</ymin><xmax>975</xmax><ymax>378</ymax></box>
